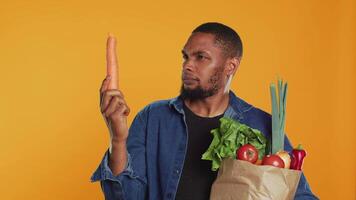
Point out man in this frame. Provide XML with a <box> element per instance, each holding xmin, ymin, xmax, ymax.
<box><xmin>90</xmin><ymin>22</ymin><xmax>318</xmax><ymax>200</ymax></box>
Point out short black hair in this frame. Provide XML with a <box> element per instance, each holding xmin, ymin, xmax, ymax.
<box><xmin>192</xmin><ymin>22</ymin><xmax>243</xmax><ymax>58</ymax></box>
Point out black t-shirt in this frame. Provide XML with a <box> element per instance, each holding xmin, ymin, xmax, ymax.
<box><xmin>175</xmin><ymin>103</ymin><xmax>224</xmax><ymax>200</ymax></box>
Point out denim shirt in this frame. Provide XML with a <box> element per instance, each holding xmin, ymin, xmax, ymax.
<box><xmin>90</xmin><ymin>91</ymin><xmax>318</xmax><ymax>200</ymax></box>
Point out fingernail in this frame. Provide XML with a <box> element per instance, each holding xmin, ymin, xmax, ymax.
<box><xmin>107</xmin><ymin>75</ymin><xmax>111</xmax><ymax>80</ymax></box>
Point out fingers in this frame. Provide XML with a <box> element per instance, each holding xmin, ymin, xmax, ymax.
<box><xmin>100</xmin><ymin>76</ymin><xmax>111</xmax><ymax>93</ymax></box>
<box><xmin>121</xmin><ymin>103</ymin><xmax>130</xmax><ymax>116</ymax></box>
<box><xmin>116</xmin><ymin>101</ymin><xmax>130</xmax><ymax>116</ymax></box>
<box><xmin>104</xmin><ymin>96</ymin><xmax>130</xmax><ymax>117</ymax></box>
<box><xmin>99</xmin><ymin>76</ymin><xmax>111</xmax><ymax>104</ymax></box>
<box><xmin>106</xmin><ymin>34</ymin><xmax>118</xmax><ymax>90</ymax></box>
<box><xmin>100</xmin><ymin>89</ymin><xmax>125</xmax><ymax>113</ymax></box>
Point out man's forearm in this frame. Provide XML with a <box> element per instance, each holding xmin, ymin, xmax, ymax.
<box><xmin>108</xmin><ymin>138</ymin><xmax>128</xmax><ymax>176</ymax></box>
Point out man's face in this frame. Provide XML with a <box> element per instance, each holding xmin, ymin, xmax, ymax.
<box><xmin>180</xmin><ymin>32</ymin><xmax>228</xmax><ymax>100</ymax></box>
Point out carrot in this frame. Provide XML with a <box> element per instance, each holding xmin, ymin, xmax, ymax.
<box><xmin>255</xmin><ymin>159</ymin><xmax>263</xmax><ymax>165</ymax></box>
<box><xmin>106</xmin><ymin>33</ymin><xmax>118</xmax><ymax>90</ymax></box>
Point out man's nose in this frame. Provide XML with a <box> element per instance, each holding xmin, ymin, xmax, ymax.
<box><xmin>183</xmin><ymin>59</ymin><xmax>195</xmax><ymax>72</ymax></box>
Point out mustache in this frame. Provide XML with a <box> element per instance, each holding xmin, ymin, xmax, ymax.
<box><xmin>182</xmin><ymin>73</ymin><xmax>199</xmax><ymax>81</ymax></box>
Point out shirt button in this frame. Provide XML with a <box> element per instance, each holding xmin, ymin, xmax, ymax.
<box><xmin>175</xmin><ymin>169</ymin><xmax>179</xmax><ymax>174</ymax></box>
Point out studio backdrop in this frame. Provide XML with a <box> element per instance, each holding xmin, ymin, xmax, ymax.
<box><xmin>0</xmin><ymin>0</ymin><xmax>355</xmax><ymax>199</ymax></box>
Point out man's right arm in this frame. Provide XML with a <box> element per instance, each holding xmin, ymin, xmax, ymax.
<box><xmin>91</xmin><ymin>35</ymin><xmax>147</xmax><ymax>200</ymax></box>
<box><xmin>109</xmin><ymin>135</ymin><xmax>128</xmax><ymax>176</ymax></box>
<box><xmin>90</xmin><ymin>109</ymin><xmax>148</xmax><ymax>200</ymax></box>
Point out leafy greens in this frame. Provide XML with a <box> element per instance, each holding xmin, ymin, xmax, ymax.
<box><xmin>201</xmin><ymin>117</ymin><xmax>267</xmax><ymax>171</ymax></box>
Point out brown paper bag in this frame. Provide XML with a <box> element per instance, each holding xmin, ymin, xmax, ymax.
<box><xmin>210</xmin><ymin>158</ymin><xmax>301</xmax><ymax>200</ymax></box>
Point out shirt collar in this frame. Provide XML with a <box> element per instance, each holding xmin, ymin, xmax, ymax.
<box><xmin>168</xmin><ymin>90</ymin><xmax>252</xmax><ymax>120</ymax></box>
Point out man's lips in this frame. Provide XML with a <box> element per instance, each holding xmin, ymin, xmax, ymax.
<box><xmin>182</xmin><ymin>74</ymin><xmax>199</xmax><ymax>81</ymax></box>
<box><xmin>183</xmin><ymin>78</ymin><xmax>198</xmax><ymax>81</ymax></box>
<box><xmin>182</xmin><ymin>76</ymin><xmax>199</xmax><ymax>85</ymax></box>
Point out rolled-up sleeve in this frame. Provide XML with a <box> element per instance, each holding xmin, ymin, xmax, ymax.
<box><xmin>90</xmin><ymin>108</ymin><xmax>149</xmax><ymax>200</ymax></box>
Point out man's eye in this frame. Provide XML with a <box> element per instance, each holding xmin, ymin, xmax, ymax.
<box><xmin>182</xmin><ymin>55</ymin><xmax>188</xmax><ymax>60</ymax></box>
<box><xmin>197</xmin><ymin>55</ymin><xmax>204</xmax><ymax>60</ymax></box>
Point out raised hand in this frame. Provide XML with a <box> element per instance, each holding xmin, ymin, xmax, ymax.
<box><xmin>100</xmin><ymin>34</ymin><xmax>130</xmax><ymax>142</ymax></box>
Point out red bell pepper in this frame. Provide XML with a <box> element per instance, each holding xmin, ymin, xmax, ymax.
<box><xmin>290</xmin><ymin>144</ymin><xmax>306</xmax><ymax>170</ymax></box>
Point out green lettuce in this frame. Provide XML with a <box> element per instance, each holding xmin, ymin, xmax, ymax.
<box><xmin>201</xmin><ymin>117</ymin><xmax>267</xmax><ymax>171</ymax></box>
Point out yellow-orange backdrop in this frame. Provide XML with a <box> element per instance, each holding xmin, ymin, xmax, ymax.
<box><xmin>0</xmin><ymin>0</ymin><xmax>355</xmax><ymax>199</ymax></box>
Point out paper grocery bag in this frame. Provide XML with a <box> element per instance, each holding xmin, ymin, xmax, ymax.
<box><xmin>210</xmin><ymin>158</ymin><xmax>301</xmax><ymax>200</ymax></box>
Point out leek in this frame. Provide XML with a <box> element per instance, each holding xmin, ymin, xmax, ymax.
<box><xmin>270</xmin><ymin>79</ymin><xmax>288</xmax><ymax>154</ymax></box>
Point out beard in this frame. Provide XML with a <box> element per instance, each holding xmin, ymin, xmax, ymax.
<box><xmin>180</xmin><ymin>84</ymin><xmax>217</xmax><ymax>101</ymax></box>
<box><xmin>180</xmin><ymin>68</ymin><xmax>223</xmax><ymax>101</ymax></box>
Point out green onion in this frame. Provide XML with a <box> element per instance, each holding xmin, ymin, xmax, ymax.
<box><xmin>270</xmin><ymin>79</ymin><xmax>288</xmax><ymax>154</ymax></box>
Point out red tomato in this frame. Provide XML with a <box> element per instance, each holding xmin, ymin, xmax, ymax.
<box><xmin>262</xmin><ymin>154</ymin><xmax>285</xmax><ymax>168</ymax></box>
<box><xmin>236</xmin><ymin>144</ymin><xmax>258</xmax><ymax>164</ymax></box>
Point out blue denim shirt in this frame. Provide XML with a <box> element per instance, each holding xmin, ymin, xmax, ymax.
<box><xmin>90</xmin><ymin>91</ymin><xmax>318</xmax><ymax>200</ymax></box>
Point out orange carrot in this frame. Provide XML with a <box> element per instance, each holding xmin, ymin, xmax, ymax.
<box><xmin>255</xmin><ymin>159</ymin><xmax>263</xmax><ymax>165</ymax></box>
<box><xmin>106</xmin><ymin>34</ymin><xmax>118</xmax><ymax>89</ymax></box>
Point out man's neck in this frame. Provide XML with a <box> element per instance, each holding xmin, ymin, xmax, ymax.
<box><xmin>183</xmin><ymin>90</ymin><xmax>230</xmax><ymax>118</ymax></box>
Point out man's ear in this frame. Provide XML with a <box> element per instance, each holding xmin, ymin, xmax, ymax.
<box><xmin>226</xmin><ymin>57</ymin><xmax>241</xmax><ymax>76</ymax></box>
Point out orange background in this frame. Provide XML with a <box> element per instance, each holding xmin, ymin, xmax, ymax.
<box><xmin>0</xmin><ymin>0</ymin><xmax>355</xmax><ymax>199</ymax></box>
